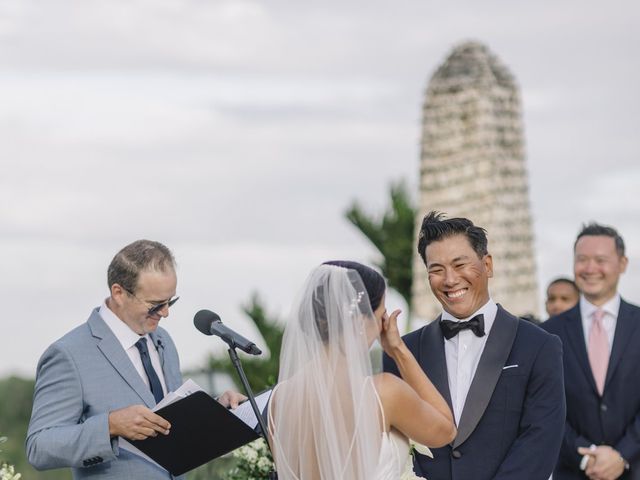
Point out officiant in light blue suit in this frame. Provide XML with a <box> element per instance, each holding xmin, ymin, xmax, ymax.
<box><xmin>27</xmin><ymin>239</ymin><xmax>243</xmax><ymax>479</ymax></box>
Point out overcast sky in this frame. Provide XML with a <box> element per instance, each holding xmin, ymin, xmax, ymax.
<box><xmin>1</xmin><ymin>0</ymin><xmax>639</xmax><ymax>378</ymax></box>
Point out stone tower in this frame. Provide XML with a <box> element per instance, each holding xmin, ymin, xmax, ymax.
<box><xmin>412</xmin><ymin>41</ymin><xmax>538</xmax><ymax>321</ymax></box>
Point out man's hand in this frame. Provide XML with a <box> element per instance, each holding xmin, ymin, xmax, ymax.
<box><xmin>578</xmin><ymin>445</ymin><xmax>626</xmax><ymax>480</ymax></box>
<box><xmin>108</xmin><ymin>405</ymin><xmax>171</xmax><ymax>441</ymax></box>
<box><xmin>217</xmin><ymin>390</ymin><xmax>248</xmax><ymax>409</ymax></box>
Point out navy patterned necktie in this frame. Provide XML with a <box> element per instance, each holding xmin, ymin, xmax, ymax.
<box><xmin>440</xmin><ymin>314</ymin><xmax>486</xmax><ymax>340</ymax></box>
<box><xmin>134</xmin><ymin>338</ymin><xmax>164</xmax><ymax>403</ymax></box>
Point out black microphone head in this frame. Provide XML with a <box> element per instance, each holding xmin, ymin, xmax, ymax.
<box><xmin>194</xmin><ymin>309</ymin><xmax>221</xmax><ymax>335</ymax></box>
<box><xmin>248</xmin><ymin>344</ymin><xmax>262</xmax><ymax>355</ymax></box>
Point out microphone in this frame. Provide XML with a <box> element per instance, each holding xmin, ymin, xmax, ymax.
<box><xmin>194</xmin><ymin>309</ymin><xmax>262</xmax><ymax>356</ymax></box>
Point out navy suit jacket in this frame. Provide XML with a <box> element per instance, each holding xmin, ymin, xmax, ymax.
<box><xmin>383</xmin><ymin>305</ymin><xmax>565</xmax><ymax>480</ymax></box>
<box><xmin>542</xmin><ymin>300</ymin><xmax>640</xmax><ymax>479</ymax></box>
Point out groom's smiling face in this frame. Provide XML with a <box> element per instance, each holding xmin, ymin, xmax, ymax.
<box><xmin>425</xmin><ymin>234</ymin><xmax>493</xmax><ymax>319</ymax></box>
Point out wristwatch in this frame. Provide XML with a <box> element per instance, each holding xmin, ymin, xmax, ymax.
<box><xmin>620</xmin><ymin>454</ymin><xmax>630</xmax><ymax>470</ymax></box>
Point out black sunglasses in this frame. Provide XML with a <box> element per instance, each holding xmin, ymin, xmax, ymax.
<box><xmin>123</xmin><ymin>287</ymin><xmax>180</xmax><ymax>316</ymax></box>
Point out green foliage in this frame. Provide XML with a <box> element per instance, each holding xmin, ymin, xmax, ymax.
<box><xmin>187</xmin><ymin>454</ymin><xmax>237</xmax><ymax>480</ymax></box>
<box><xmin>208</xmin><ymin>293</ymin><xmax>283</xmax><ymax>393</ymax></box>
<box><xmin>345</xmin><ymin>180</ymin><xmax>417</xmax><ymax>329</ymax></box>
<box><xmin>0</xmin><ymin>376</ymin><xmax>70</xmax><ymax>479</ymax></box>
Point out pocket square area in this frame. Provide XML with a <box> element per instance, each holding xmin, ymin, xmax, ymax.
<box><xmin>502</xmin><ymin>364</ymin><xmax>519</xmax><ymax>370</ymax></box>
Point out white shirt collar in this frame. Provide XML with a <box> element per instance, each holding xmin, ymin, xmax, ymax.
<box><xmin>579</xmin><ymin>294</ymin><xmax>621</xmax><ymax>320</ymax></box>
<box><xmin>441</xmin><ymin>298</ymin><xmax>498</xmax><ymax>335</ymax></box>
<box><xmin>99</xmin><ymin>299</ymin><xmax>147</xmax><ymax>350</ymax></box>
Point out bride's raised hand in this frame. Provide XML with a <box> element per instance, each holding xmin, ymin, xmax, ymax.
<box><xmin>380</xmin><ymin>309</ymin><xmax>404</xmax><ymax>356</ymax></box>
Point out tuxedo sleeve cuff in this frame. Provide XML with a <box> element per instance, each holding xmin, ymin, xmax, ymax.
<box><xmin>575</xmin><ymin>435</ymin><xmax>592</xmax><ymax>450</ymax></box>
<box><xmin>615</xmin><ymin>441</ymin><xmax>637</xmax><ymax>468</ymax></box>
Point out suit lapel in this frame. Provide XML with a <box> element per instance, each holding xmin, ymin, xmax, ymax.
<box><xmin>88</xmin><ymin>309</ymin><xmax>156</xmax><ymax>407</ymax></box>
<box><xmin>419</xmin><ymin>316</ymin><xmax>453</xmax><ymax>413</ymax></box>
<box><xmin>453</xmin><ymin>306</ymin><xmax>518</xmax><ymax>448</ymax></box>
<box><xmin>605</xmin><ymin>300</ymin><xmax>639</xmax><ymax>391</ymax></box>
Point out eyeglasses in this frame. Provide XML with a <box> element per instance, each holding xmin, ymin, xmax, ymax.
<box><xmin>123</xmin><ymin>287</ymin><xmax>180</xmax><ymax>316</ymax></box>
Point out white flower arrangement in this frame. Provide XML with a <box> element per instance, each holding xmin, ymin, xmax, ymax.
<box><xmin>0</xmin><ymin>436</ymin><xmax>21</xmax><ymax>480</ymax></box>
<box><xmin>400</xmin><ymin>441</ymin><xmax>432</xmax><ymax>480</ymax></box>
<box><xmin>0</xmin><ymin>464</ymin><xmax>21</xmax><ymax>480</ymax></box>
<box><xmin>224</xmin><ymin>437</ymin><xmax>432</xmax><ymax>480</ymax></box>
<box><xmin>225</xmin><ymin>438</ymin><xmax>275</xmax><ymax>480</ymax></box>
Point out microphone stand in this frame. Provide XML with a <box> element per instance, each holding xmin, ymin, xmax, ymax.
<box><xmin>227</xmin><ymin>346</ymin><xmax>278</xmax><ymax>480</ymax></box>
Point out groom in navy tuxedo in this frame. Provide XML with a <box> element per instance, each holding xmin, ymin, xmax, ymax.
<box><xmin>384</xmin><ymin>211</ymin><xmax>565</xmax><ymax>479</ymax></box>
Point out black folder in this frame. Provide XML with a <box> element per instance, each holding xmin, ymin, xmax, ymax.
<box><xmin>129</xmin><ymin>391</ymin><xmax>261</xmax><ymax>476</ymax></box>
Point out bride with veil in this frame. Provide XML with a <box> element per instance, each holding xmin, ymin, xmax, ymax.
<box><xmin>269</xmin><ymin>261</ymin><xmax>456</xmax><ymax>479</ymax></box>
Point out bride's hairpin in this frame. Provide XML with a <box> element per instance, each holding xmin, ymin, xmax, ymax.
<box><xmin>349</xmin><ymin>291</ymin><xmax>365</xmax><ymax>312</ymax></box>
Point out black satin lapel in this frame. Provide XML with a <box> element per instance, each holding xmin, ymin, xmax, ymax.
<box><xmin>420</xmin><ymin>317</ymin><xmax>453</xmax><ymax>412</ymax></box>
<box><xmin>453</xmin><ymin>307</ymin><xmax>518</xmax><ymax>448</ymax></box>
<box><xmin>563</xmin><ymin>307</ymin><xmax>598</xmax><ymax>395</ymax></box>
<box><xmin>605</xmin><ymin>301</ymin><xmax>639</xmax><ymax>390</ymax></box>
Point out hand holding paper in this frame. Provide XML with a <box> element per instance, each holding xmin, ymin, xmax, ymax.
<box><xmin>218</xmin><ymin>390</ymin><xmax>248</xmax><ymax>409</ymax></box>
<box><xmin>118</xmin><ymin>379</ymin><xmax>272</xmax><ymax>476</ymax></box>
<box><xmin>109</xmin><ymin>405</ymin><xmax>171</xmax><ymax>441</ymax></box>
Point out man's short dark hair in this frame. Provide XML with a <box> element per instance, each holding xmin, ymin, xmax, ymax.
<box><xmin>107</xmin><ymin>240</ymin><xmax>176</xmax><ymax>293</ymax></box>
<box><xmin>546</xmin><ymin>277</ymin><xmax>579</xmax><ymax>294</ymax></box>
<box><xmin>417</xmin><ymin>211</ymin><xmax>488</xmax><ymax>264</ymax></box>
<box><xmin>574</xmin><ymin>222</ymin><xmax>625</xmax><ymax>257</ymax></box>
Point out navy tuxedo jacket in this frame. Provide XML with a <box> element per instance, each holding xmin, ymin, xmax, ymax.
<box><xmin>542</xmin><ymin>300</ymin><xmax>640</xmax><ymax>479</ymax></box>
<box><xmin>383</xmin><ymin>305</ymin><xmax>565</xmax><ymax>480</ymax></box>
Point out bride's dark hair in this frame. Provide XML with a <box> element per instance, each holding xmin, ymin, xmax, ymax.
<box><xmin>322</xmin><ymin>260</ymin><xmax>386</xmax><ymax>311</ymax></box>
<box><xmin>304</xmin><ymin>261</ymin><xmax>385</xmax><ymax>343</ymax></box>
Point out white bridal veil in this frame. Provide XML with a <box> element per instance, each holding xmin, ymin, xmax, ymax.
<box><xmin>270</xmin><ymin>264</ymin><xmax>384</xmax><ymax>479</ymax></box>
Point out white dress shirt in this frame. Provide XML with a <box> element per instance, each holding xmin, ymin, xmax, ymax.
<box><xmin>580</xmin><ymin>294</ymin><xmax>620</xmax><ymax>354</ymax></box>
<box><xmin>442</xmin><ymin>299</ymin><xmax>498</xmax><ymax>425</ymax></box>
<box><xmin>99</xmin><ymin>301</ymin><xmax>168</xmax><ymax>396</ymax></box>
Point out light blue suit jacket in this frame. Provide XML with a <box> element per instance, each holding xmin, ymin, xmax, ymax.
<box><xmin>27</xmin><ymin>308</ymin><xmax>185</xmax><ymax>479</ymax></box>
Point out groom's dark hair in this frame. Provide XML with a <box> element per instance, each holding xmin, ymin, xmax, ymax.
<box><xmin>417</xmin><ymin>211</ymin><xmax>488</xmax><ymax>265</ymax></box>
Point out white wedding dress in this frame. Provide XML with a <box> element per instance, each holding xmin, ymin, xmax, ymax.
<box><xmin>269</xmin><ymin>380</ymin><xmax>411</xmax><ymax>480</ymax></box>
<box><xmin>373</xmin><ymin>386</ymin><xmax>411</xmax><ymax>480</ymax></box>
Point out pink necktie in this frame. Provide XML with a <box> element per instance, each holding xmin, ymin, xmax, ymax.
<box><xmin>588</xmin><ymin>309</ymin><xmax>609</xmax><ymax>395</ymax></box>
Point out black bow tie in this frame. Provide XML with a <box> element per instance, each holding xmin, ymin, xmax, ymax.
<box><xmin>440</xmin><ymin>314</ymin><xmax>485</xmax><ymax>340</ymax></box>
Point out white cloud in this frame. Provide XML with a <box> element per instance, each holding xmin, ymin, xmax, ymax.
<box><xmin>1</xmin><ymin>0</ymin><xmax>639</xmax><ymax>376</ymax></box>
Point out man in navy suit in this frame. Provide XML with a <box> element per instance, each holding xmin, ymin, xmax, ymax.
<box><xmin>543</xmin><ymin>223</ymin><xmax>639</xmax><ymax>479</ymax></box>
<box><xmin>384</xmin><ymin>211</ymin><xmax>565</xmax><ymax>479</ymax></box>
